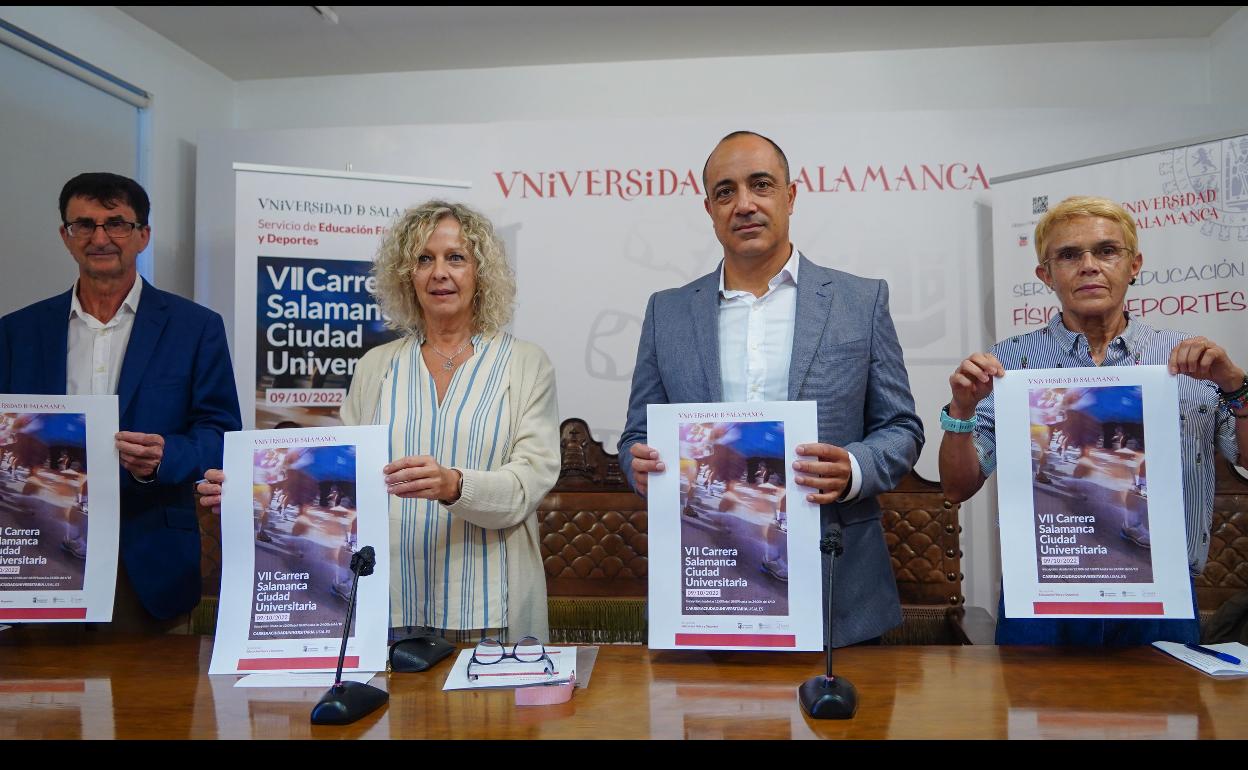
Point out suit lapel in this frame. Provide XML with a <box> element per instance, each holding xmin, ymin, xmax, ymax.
<box><xmin>689</xmin><ymin>269</ymin><xmax>723</xmax><ymax>402</ymax></box>
<box><xmin>788</xmin><ymin>256</ymin><xmax>835</xmax><ymax>400</ymax></box>
<box><xmin>116</xmin><ymin>281</ymin><xmax>169</xmax><ymax>418</ymax></box>
<box><xmin>41</xmin><ymin>290</ymin><xmax>73</xmax><ymax>393</ymax></box>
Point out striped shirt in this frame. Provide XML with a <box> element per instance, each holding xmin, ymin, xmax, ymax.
<box><xmin>974</xmin><ymin>313</ymin><xmax>1239</xmax><ymax>575</ymax></box>
<box><xmin>376</xmin><ymin>332</ymin><xmax>516</xmax><ymax>630</ymax></box>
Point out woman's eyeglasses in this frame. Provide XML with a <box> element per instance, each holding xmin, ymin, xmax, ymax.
<box><xmin>466</xmin><ymin>636</ymin><xmax>555</xmax><ymax>681</ymax></box>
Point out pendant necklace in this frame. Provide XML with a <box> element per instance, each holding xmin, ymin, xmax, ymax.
<box><xmin>428</xmin><ymin>338</ymin><xmax>472</xmax><ymax>371</ymax></box>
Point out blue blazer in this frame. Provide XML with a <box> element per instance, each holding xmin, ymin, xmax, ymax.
<box><xmin>619</xmin><ymin>255</ymin><xmax>924</xmax><ymax>646</ymax></box>
<box><xmin>0</xmin><ymin>280</ymin><xmax>242</xmax><ymax>619</ymax></box>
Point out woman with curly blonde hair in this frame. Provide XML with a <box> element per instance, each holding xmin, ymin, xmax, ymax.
<box><xmin>201</xmin><ymin>201</ymin><xmax>560</xmax><ymax>643</ymax></box>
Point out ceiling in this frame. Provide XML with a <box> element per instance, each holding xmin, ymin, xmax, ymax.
<box><xmin>119</xmin><ymin>6</ymin><xmax>1243</xmax><ymax>81</ymax></box>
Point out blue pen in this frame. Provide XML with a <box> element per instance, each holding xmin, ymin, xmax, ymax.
<box><xmin>1185</xmin><ymin>643</ymin><xmax>1242</xmax><ymax>666</ymax></box>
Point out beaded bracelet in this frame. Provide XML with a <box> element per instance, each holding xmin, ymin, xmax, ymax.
<box><xmin>1217</xmin><ymin>375</ymin><xmax>1248</xmax><ymax>412</ymax></box>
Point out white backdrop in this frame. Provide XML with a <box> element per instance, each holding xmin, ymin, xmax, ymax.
<box><xmin>196</xmin><ymin>106</ymin><xmax>1248</xmax><ymax>614</ymax></box>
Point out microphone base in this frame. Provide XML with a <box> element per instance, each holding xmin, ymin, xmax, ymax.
<box><xmin>798</xmin><ymin>675</ymin><xmax>858</xmax><ymax>720</ymax></box>
<box><xmin>310</xmin><ymin>680</ymin><xmax>389</xmax><ymax>725</ymax></box>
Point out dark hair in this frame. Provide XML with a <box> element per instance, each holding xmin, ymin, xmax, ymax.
<box><xmin>59</xmin><ymin>172</ymin><xmax>151</xmax><ymax>225</ymax></box>
<box><xmin>702</xmin><ymin>130</ymin><xmax>791</xmax><ymax>192</ymax></box>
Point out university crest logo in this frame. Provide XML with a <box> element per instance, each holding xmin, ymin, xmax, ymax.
<box><xmin>1160</xmin><ymin>136</ymin><xmax>1248</xmax><ymax>241</ymax></box>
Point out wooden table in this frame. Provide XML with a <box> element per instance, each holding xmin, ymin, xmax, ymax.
<box><xmin>0</xmin><ymin>634</ymin><xmax>1245</xmax><ymax>739</ymax></box>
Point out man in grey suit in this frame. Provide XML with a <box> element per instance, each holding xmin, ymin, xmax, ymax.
<box><xmin>618</xmin><ymin>131</ymin><xmax>924</xmax><ymax>646</ymax></box>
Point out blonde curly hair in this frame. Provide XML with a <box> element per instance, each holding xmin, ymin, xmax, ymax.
<box><xmin>372</xmin><ymin>200</ymin><xmax>515</xmax><ymax>337</ymax></box>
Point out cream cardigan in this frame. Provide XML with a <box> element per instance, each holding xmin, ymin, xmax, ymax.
<box><xmin>340</xmin><ymin>333</ymin><xmax>560</xmax><ymax>641</ymax></box>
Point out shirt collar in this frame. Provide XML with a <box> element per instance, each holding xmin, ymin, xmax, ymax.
<box><xmin>718</xmin><ymin>248</ymin><xmax>801</xmax><ymax>298</ymax></box>
<box><xmin>1046</xmin><ymin>310</ymin><xmax>1151</xmax><ymax>357</ymax></box>
<box><xmin>69</xmin><ymin>277</ymin><xmax>143</xmax><ymax>323</ymax></box>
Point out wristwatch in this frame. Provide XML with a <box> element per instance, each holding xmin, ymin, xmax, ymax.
<box><xmin>940</xmin><ymin>404</ymin><xmax>977</xmax><ymax>433</ymax></box>
<box><xmin>439</xmin><ymin>468</ymin><xmax>464</xmax><ymax>506</ymax></box>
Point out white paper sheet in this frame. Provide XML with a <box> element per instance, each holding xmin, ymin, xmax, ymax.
<box><xmin>442</xmin><ymin>646</ymin><xmax>576</xmax><ymax>690</ymax></box>
<box><xmin>1152</xmin><ymin>642</ymin><xmax>1248</xmax><ymax>677</ymax></box>
<box><xmin>209</xmin><ymin>425</ymin><xmax>390</xmax><ymax>674</ymax></box>
<box><xmin>995</xmin><ymin>366</ymin><xmax>1194</xmax><ymax>619</ymax></box>
<box><xmin>645</xmin><ymin>401</ymin><xmax>823</xmax><ymax>651</ymax></box>
<box><xmin>0</xmin><ymin>395</ymin><xmax>118</xmax><ymax>623</ymax></box>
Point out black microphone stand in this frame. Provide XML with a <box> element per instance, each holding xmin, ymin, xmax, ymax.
<box><xmin>311</xmin><ymin>545</ymin><xmax>388</xmax><ymax>725</ymax></box>
<box><xmin>798</xmin><ymin>529</ymin><xmax>858</xmax><ymax>719</ymax></box>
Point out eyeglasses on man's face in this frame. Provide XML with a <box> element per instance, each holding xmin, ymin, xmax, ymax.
<box><xmin>1042</xmin><ymin>244</ymin><xmax>1134</xmax><ymax>271</ymax></box>
<box><xmin>63</xmin><ymin>219</ymin><xmax>143</xmax><ymax>241</ymax></box>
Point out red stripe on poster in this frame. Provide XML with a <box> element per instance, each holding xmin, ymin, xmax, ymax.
<box><xmin>1033</xmin><ymin>602</ymin><xmax>1164</xmax><ymax>615</ymax></box>
<box><xmin>237</xmin><ymin>656</ymin><xmax>359</xmax><ymax>670</ymax></box>
<box><xmin>674</xmin><ymin>634</ymin><xmax>796</xmax><ymax>647</ymax></box>
<box><xmin>0</xmin><ymin>608</ymin><xmax>89</xmax><ymax>620</ymax></box>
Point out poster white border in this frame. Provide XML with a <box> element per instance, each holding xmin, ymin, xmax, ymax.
<box><xmin>0</xmin><ymin>394</ymin><xmax>118</xmax><ymax>623</ymax></box>
<box><xmin>209</xmin><ymin>424</ymin><xmax>390</xmax><ymax>675</ymax></box>
<box><xmin>646</xmin><ymin>401</ymin><xmax>823</xmax><ymax>651</ymax></box>
<box><xmin>995</xmin><ymin>366</ymin><xmax>1193</xmax><ymax>619</ymax></box>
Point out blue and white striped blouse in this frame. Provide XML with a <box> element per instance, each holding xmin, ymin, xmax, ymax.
<box><xmin>378</xmin><ymin>332</ymin><xmax>516</xmax><ymax>630</ymax></box>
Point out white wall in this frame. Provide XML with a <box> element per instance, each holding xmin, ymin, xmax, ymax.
<box><xmin>1212</xmin><ymin>8</ymin><xmax>1248</xmax><ymax>103</ymax></box>
<box><xmin>0</xmin><ymin>6</ymin><xmax>234</xmax><ymax>299</ymax></box>
<box><xmin>235</xmin><ymin>38</ymin><xmax>1214</xmax><ymax>130</ymax></box>
<box><xmin>0</xmin><ymin>41</ymin><xmax>138</xmax><ymax>315</ymax></box>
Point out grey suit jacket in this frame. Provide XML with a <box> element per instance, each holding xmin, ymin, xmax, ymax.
<box><xmin>618</xmin><ymin>254</ymin><xmax>924</xmax><ymax>646</ymax></box>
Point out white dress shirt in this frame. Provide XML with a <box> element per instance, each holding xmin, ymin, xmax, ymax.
<box><xmin>717</xmin><ymin>249</ymin><xmax>862</xmax><ymax>501</ymax></box>
<box><xmin>67</xmin><ymin>277</ymin><xmax>142</xmax><ymax>396</ymax></box>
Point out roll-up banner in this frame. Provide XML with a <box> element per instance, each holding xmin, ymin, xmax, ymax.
<box><xmin>233</xmin><ymin>163</ymin><xmax>470</xmax><ymax>429</ymax></box>
<box><xmin>992</xmin><ymin>130</ymin><xmax>1248</xmax><ymax>363</ymax></box>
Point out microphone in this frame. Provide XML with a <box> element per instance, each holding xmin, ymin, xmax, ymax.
<box><xmin>797</xmin><ymin>529</ymin><xmax>858</xmax><ymax>719</ymax></box>
<box><xmin>350</xmin><ymin>546</ymin><xmax>377</xmax><ymax>579</ymax></box>
<box><xmin>311</xmin><ymin>545</ymin><xmax>388</xmax><ymax>725</ymax></box>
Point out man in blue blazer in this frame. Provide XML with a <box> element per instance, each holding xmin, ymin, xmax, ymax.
<box><xmin>619</xmin><ymin>132</ymin><xmax>924</xmax><ymax>646</ymax></box>
<box><xmin>0</xmin><ymin>173</ymin><xmax>241</xmax><ymax>629</ymax></box>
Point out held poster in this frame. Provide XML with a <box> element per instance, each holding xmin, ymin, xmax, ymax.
<box><xmin>233</xmin><ymin>163</ymin><xmax>468</xmax><ymax>430</ymax></box>
<box><xmin>646</xmin><ymin>401</ymin><xmax>822</xmax><ymax>651</ymax></box>
<box><xmin>0</xmin><ymin>395</ymin><xmax>118</xmax><ymax>622</ymax></box>
<box><xmin>994</xmin><ymin>366</ymin><xmax>1193</xmax><ymax>619</ymax></box>
<box><xmin>210</xmin><ymin>425</ymin><xmax>389</xmax><ymax>675</ymax></box>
